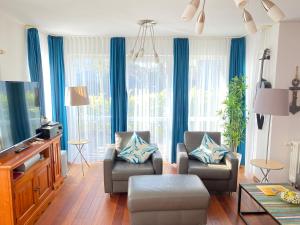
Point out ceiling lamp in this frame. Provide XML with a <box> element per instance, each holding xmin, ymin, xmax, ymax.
<box><xmin>129</xmin><ymin>20</ymin><xmax>159</xmax><ymax>64</ymax></box>
<box><xmin>243</xmin><ymin>9</ymin><xmax>257</xmax><ymax>34</ymax></box>
<box><xmin>181</xmin><ymin>0</ymin><xmax>200</xmax><ymax>21</ymax></box>
<box><xmin>261</xmin><ymin>0</ymin><xmax>285</xmax><ymax>22</ymax></box>
<box><xmin>181</xmin><ymin>0</ymin><xmax>285</xmax><ymax>35</ymax></box>
<box><xmin>234</xmin><ymin>0</ymin><xmax>248</xmax><ymax>9</ymax></box>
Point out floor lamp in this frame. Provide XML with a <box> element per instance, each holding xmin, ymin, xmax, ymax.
<box><xmin>65</xmin><ymin>86</ymin><xmax>90</xmax><ymax>175</ymax></box>
<box><xmin>254</xmin><ymin>88</ymin><xmax>289</xmax><ymax>164</ymax></box>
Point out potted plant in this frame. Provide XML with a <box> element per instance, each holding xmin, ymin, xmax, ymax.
<box><xmin>219</xmin><ymin>76</ymin><xmax>248</xmax><ymax>166</ymax></box>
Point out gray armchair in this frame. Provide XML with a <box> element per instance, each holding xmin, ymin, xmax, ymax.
<box><xmin>177</xmin><ymin>131</ymin><xmax>239</xmax><ymax>192</ymax></box>
<box><xmin>104</xmin><ymin>131</ymin><xmax>163</xmax><ymax>194</ymax></box>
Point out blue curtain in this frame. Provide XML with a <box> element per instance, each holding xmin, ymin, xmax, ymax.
<box><xmin>171</xmin><ymin>38</ymin><xmax>189</xmax><ymax>163</ymax></box>
<box><xmin>229</xmin><ymin>37</ymin><xmax>246</xmax><ymax>165</ymax></box>
<box><xmin>48</xmin><ymin>36</ymin><xmax>68</xmax><ymax>150</ymax></box>
<box><xmin>27</xmin><ymin>28</ymin><xmax>45</xmax><ymax>116</ymax></box>
<box><xmin>110</xmin><ymin>37</ymin><xmax>127</xmax><ymax>143</ymax></box>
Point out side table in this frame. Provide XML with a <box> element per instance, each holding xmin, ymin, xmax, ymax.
<box><xmin>250</xmin><ymin>159</ymin><xmax>284</xmax><ymax>183</ymax></box>
<box><xmin>69</xmin><ymin>139</ymin><xmax>90</xmax><ymax>176</ymax></box>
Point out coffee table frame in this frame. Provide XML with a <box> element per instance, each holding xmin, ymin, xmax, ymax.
<box><xmin>237</xmin><ymin>184</ymin><xmax>280</xmax><ymax>225</ymax></box>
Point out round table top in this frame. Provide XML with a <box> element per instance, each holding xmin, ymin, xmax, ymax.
<box><xmin>250</xmin><ymin>159</ymin><xmax>284</xmax><ymax>170</ymax></box>
<box><xmin>68</xmin><ymin>139</ymin><xmax>89</xmax><ymax>145</ymax></box>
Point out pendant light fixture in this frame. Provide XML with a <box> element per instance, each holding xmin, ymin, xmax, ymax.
<box><xmin>261</xmin><ymin>0</ymin><xmax>285</xmax><ymax>22</ymax></box>
<box><xmin>243</xmin><ymin>9</ymin><xmax>257</xmax><ymax>34</ymax></box>
<box><xmin>195</xmin><ymin>10</ymin><xmax>205</xmax><ymax>34</ymax></box>
<box><xmin>181</xmin><ymin>0</ymin><xmax>200</xmax><ymax>21</ymax></box>
<box><xmin>195</xmin><ymin>0</ymin><xmax>206</xmax><ymax>34</ymax></box>
<box><xmin>129</xmin><ymin>20</ymin><xmax>159</xmax><ymax>64</ymax></box>
<box><xmin>234</xmin><ymin>0</ymin><xmax>248</xmax><ymax>9</ymax></box>
<box><xmin>181</xmin><ymin>0</ymin><xmax>285</xmax><ymax>35</ymax></box>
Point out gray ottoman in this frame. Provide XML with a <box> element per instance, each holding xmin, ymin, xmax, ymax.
<box><xmin>128</xmin><ymin>175</ymin><xmax>210</xmax><ymax>225</ymax></box>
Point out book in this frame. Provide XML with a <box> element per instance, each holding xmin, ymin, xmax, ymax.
<box><xmin>257</xmin><ymin>185</ymin><xmax>288</xmax><ymax>196</ymax></box>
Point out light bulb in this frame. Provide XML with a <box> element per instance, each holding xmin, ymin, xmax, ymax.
<box><xmin>129</xmin><ymin>49</ymin><xmax>134</xmax><ymax>58</ymax></box>
<box><xmin>138</xmin><ymin>48</ymin><xmax>144</xmax><ymax>58</ymax></box>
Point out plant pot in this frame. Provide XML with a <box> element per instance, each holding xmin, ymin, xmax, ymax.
<box><xmin>233</xmin><ymin>152</ymin><xmax>242</xmax><ymax>168</ymax></box>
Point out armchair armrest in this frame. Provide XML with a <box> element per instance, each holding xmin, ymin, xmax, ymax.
<box><xmin>103</xmin><ymin>145</ymin><xmax>116</xmax><ymax>193</ymax></box>
<box><xmin>151</xmin><ymin>151</ymin><xmax>163</xmax><ymax>174</ymax></box>
<box><xmin>225</xmin><ymin>151</ymin><xmax>239</xmax><ymax>191</ymax></box>
<box><xmin>177</xmin><ymin>143</ymin><xmax>189</xmax><ymax>174</ymax></box>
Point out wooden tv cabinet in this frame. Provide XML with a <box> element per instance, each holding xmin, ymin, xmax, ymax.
<box><xmin>0</xmin><ymin>135</ymin><xmax>64</xmax><ymax>225</ymax></box>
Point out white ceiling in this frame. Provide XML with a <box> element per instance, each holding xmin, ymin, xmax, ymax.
<box><xmin>0</xmin><ymin>0</ymin><xmax>300</xmax><ymax>37</ymax></box>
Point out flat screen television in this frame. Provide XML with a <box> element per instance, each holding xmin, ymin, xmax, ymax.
<box><xmin>0</xmin><ymin>81</ymin><xmax>41</xmax><ymax>154</ymax></box>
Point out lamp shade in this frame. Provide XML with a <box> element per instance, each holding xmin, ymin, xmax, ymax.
<box><xmin>261</xmin><ymin>0</ymin><xmax>285</xmax><ymax>22</ymax></box>
<box><xmin>181</xmin><ymin>0</ymin><xmax>200</xmax><ymax>21</ymax></box>
<box><xmin>65</xmin><ymin>86</ymin><xmax>90</xmax><ymax>106</ymax></box>
<box><xmin>254</xmin><ymin>88</ymin><xmax>289</xmax><ymax>116</ymax></box>
<box><xmin>243</xmin><ymin>9</ymin><xmax>257</xmax><ymax>34</ymax></box>
<box><xmin>234</xmin><ymin>0</ymin><xmax>248</xmax><ymax>9</ymax></box>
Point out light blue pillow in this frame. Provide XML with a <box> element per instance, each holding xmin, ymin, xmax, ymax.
<box><xmin>118</xmin><ymin>133</ymin><xmax>158</xmax><ymax>164</ymax></box>
<box><xmin>189</xmin><ymin>133</ymin><xmax>228</xmax><ymax>164</ymax></box>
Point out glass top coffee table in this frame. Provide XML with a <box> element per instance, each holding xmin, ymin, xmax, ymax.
<box><xmin>238</xmin><ymin>183</ymin><xmax>300</xmax><ymax>225</ymax></box>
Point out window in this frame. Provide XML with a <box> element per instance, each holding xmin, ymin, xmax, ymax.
<box><xmin>188</xmin><ymin>38</ymin><xmax>230</xmax><ymax>132</ymax></box>
<box><xmin>64</xmin><ymin>37</ymin><xmax>110</xmax><ymax>162</ymax></box>
<box><xmin>126</xmin><ymin>38</ymin><xmax>173</xmax><ymax>161</ymax></box>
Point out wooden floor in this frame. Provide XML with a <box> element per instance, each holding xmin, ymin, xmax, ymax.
<box><xmin>36</xmin><ymin>163</ymin><xmax>276</xmax><ymax>225</ymax></box>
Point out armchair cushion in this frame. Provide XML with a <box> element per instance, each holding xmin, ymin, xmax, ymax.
<box><xmin>188</xmin><ymin>160</ymin><xmax>231</xmax><ymax>180</ymax></box>
<box><xmin>115</xmin><ymin>131</ymin><xmax>150</xmax><ymax>152</ymax></box>
<box><xmin>184</xmin><ymin>131</ymin><xmax>221</xmax><ymax>154</ymax></box>
<box><xmin>189</xmin><ymin>133</ymin><xmax>228</xmax><ymax>164</ymax></box>
<box><xmin>112</xmin><ymin>160</ymin><xmax>154</xmax><ymax>181</ymax></box>
<box><xmin>118</xmin><ymin>133</ymin><xmax>158</xmax><ymax>164</ymax></box>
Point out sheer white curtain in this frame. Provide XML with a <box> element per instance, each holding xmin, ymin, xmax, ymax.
<box><xmin>188</xmin><ymin>38</ymin><xmax>230</xmax><ymax>132</ymax></box>
<box><xmin>126</xmin><ymin>37</ymin><xmax>173</xmax><ymax>161</ymax></box>
<box><xmin>39</xmin><ymin>31</ymin><xmax>52</xmax><ymax>121</ymax></box>
<box><xmin>64</xmin><ymin>36</ymin><xmax>110</xmax><ymax>162</ymax></box>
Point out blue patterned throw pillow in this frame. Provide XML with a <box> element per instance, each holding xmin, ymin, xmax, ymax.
<box><xmin>118</xmin><ymin>133</ymin><xmax>158</xmax><ymax>164</ymax></box>
<box><xmin>189</xmin><ymin>133</ymin><xmax>228</xmax><ymax>164</ymax></box>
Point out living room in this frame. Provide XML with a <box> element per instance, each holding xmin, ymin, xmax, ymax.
<box><xmin>0</xmin><ymin>0</ymin><xmax>300</xmax><ymax>225</ymax></box>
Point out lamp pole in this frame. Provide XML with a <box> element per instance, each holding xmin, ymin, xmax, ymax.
<box><xmin>265</xmin><ymin>114</ymin><xmax>272</xmax><ymax>164</ymax></box>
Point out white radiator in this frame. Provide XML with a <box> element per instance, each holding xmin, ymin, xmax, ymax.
<box><xmin>289</xmin><ymin>141</ymin><xmax>300</xmax><ymax>184</ymax></box>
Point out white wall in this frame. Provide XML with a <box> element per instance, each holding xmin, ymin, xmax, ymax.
<box><xmin>246</xmin><ymin>22</ymin><xmax>300</xmax><ymax>182</ymax></box>
<box><xmin>0</xmin><ymin>12</ymin><xmax>29</xmax><ymax>81</ymax></box>
<box><xmin>269</xmin><ymin>22</ymin><xmax>300</xmax><ymax>182</ymax></box>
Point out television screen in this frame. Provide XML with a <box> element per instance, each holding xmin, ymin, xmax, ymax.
<box><xmin>0</xmin><ymin>81</ymin><xmax>41</xmax><ymax>153</ymax></box>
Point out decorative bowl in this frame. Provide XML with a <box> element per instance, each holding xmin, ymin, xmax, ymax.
<box><xmin>280</xmin><ymin>190</ymin><xmax>300</xmax><ymax>205</ymax></box>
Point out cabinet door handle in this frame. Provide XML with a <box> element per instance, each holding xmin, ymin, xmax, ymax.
<box><xmin>33</xmin><ymin>187</ymin><xmax>40</xmax><ymax>192</ymax></box>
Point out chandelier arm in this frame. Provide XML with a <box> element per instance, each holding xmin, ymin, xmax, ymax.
<box><xmin>150</xmin><ymin>25</ymin><xmax>157</xmax><ymax>53</ymax></box>
<box><xmin>132</xmin><ymin>25</ymin><xmax>142</xmax><ymax>51</ymax></box>
<box><xmin>202</xmin><ymin>0</ymin><xmax>206</xmax><ymax>11</ymax></box>
<box><xmin>141</xmin><ymin>25</ymin><xmax>147</xmax><ymax>50</ymax></box>
<box><xmin>138</xmin><ymin>25</ymin><xmax>146</xmax><ymax>52</ymax></box>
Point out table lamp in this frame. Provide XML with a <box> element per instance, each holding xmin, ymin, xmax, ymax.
<box><xmin>254</xmin><ymin>88</ymin><xmax>289</xmax><ymax>163</ymax></box>
<box><xmin>65</xmin><ymin>86</ymin><xmax>89</xmax><ymax>141</ymax></box>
